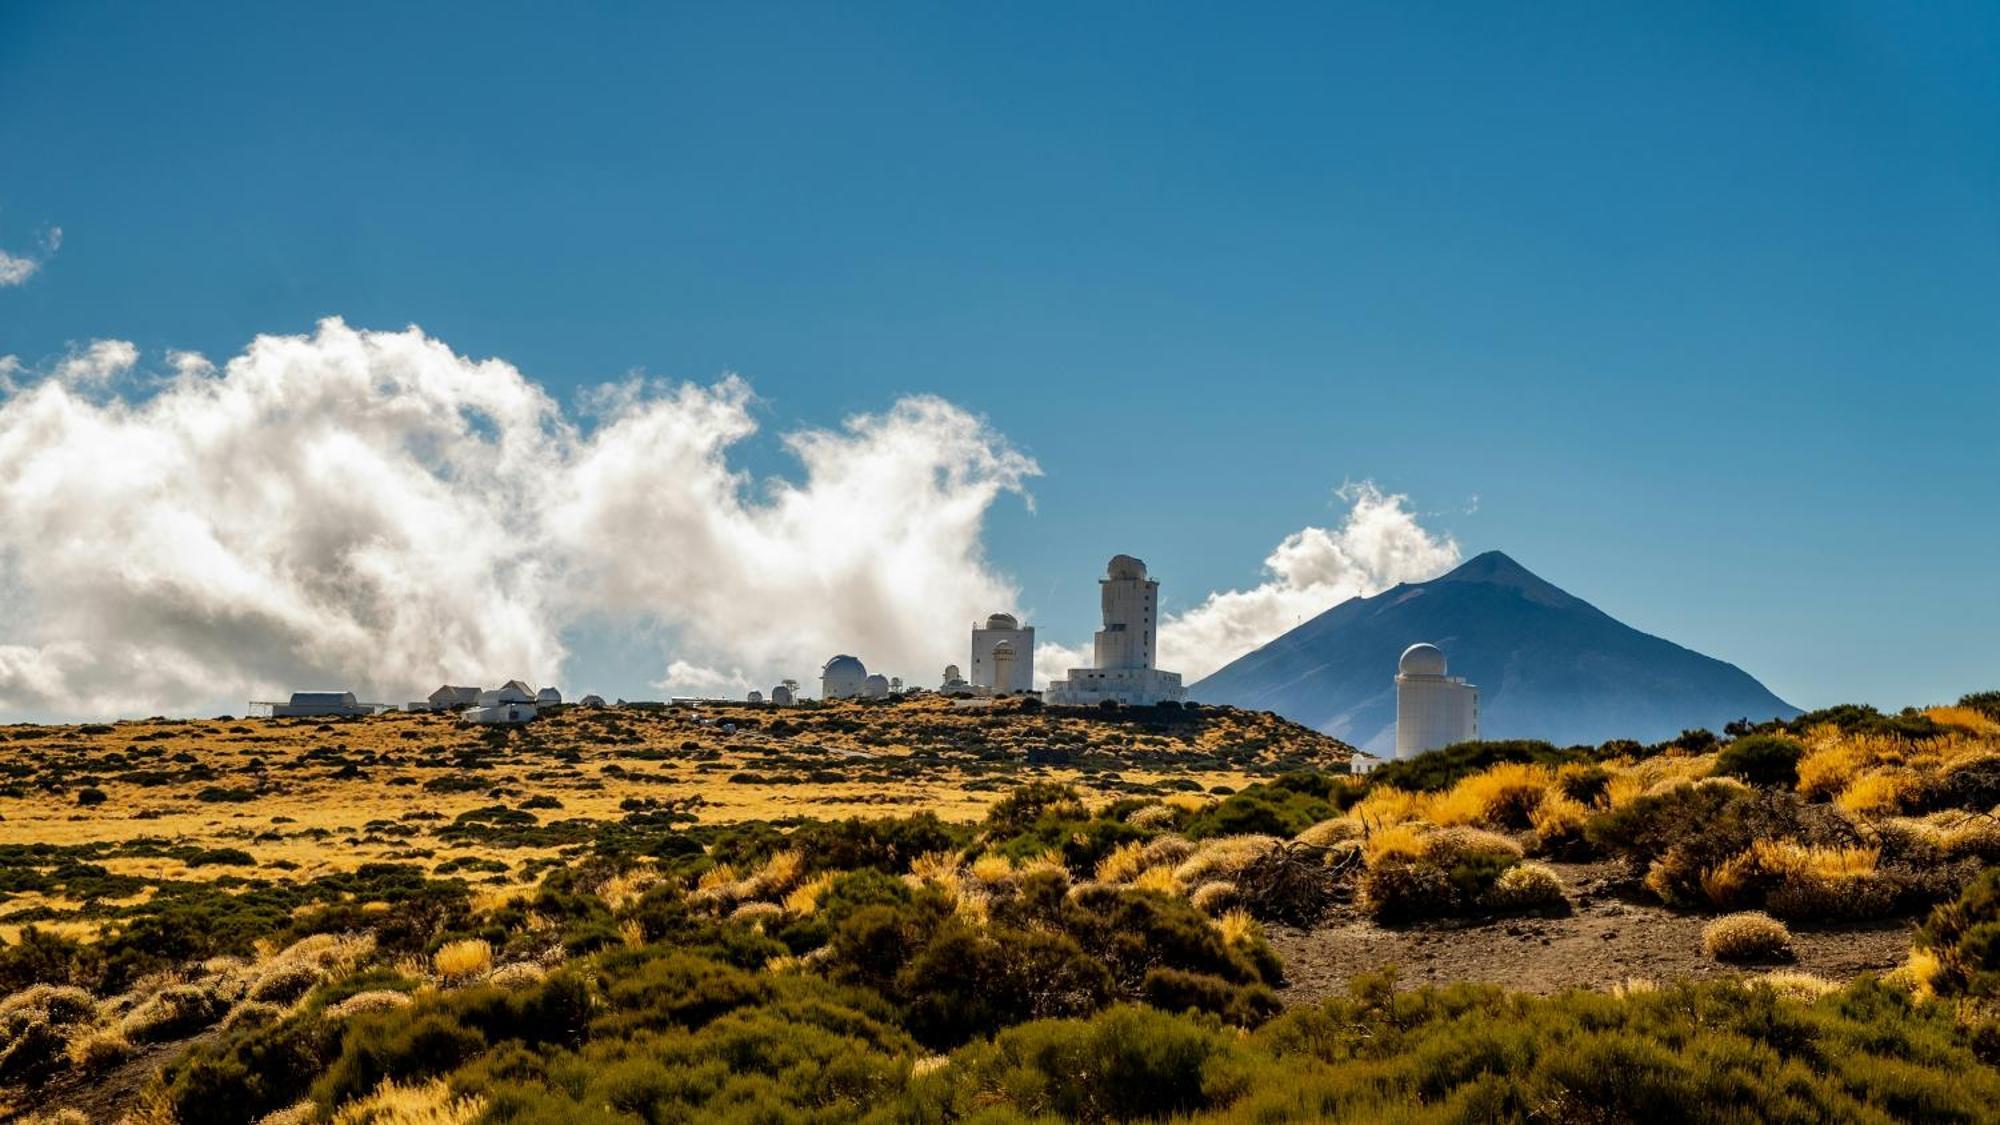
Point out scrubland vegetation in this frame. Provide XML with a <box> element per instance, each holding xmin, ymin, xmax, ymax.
<box><xmin>0</xmin><ymin>692</ymin><xmax>1994</xmax><ymax>1121</ymax></box>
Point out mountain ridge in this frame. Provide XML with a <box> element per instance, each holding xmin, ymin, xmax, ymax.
<box><xmin>1189</xmin><ymin>550</ymin><xmax>1798</xmax><ymax>753</ymax></box>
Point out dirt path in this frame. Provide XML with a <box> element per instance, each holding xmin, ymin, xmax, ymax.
<box><xmin>1268</xmin><ymin>862</ymin><xmax>1916</xmax><ymax>1000</ymax></box>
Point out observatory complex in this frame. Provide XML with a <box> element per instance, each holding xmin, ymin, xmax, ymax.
<box><xmin>1394</xmin><ymin>642</ymin><xmax>1479</xmax><ymax>758</ymax></box>
<box><xmin>1044</xmin><ymin>555</ymin><xmax>1187</xmax><ymax>706</ymax></box>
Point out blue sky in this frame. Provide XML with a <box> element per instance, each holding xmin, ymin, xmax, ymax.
<box><xmin>1</xmin><ymin>2</ymin><xmax>1996</xmax><ymax>712</ymax></box>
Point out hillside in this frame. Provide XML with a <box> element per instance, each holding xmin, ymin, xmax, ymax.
<box><xmin>1</xmin><ymin>696</ymin><xmax>1996</xmax><ymax>1123</ymax></box>
<box><xmin>1192</xmin><ymin>550</ymin><xmax>1800</xmax><ymax>753</ymax></box>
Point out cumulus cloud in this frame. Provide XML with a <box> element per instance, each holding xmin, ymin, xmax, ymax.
<box><xmin>52</xmin><ymin>339</ymin><xmax>140</xmax><ymax>389</ymax></box>
<box><xmin>1155</xmin><ymin>483</ymin><xmax>1462</xmax><ymax>681</ymax></box>
<box><xmin>0</xmin><ymin>319</ymin><xmax>1036</xmax><ymax>719</ymax></box>
<box><xmin>0</xmin><ymin>227</ymin><xmax>61</xmax><ymax>286</ymax></box>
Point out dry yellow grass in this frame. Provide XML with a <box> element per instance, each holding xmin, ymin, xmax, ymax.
<box><xmin>1094</xmin><ymin>841</ymin><xmax>1149</xmax><ymax>884</ymax></box>
<box><xmin>1215</xmin><ymin>907</ymin><xmax>1258</xmax><ymax>947</ymax></box>
<box><xmin>782</xmin><ymin>872</ymin><xmax>836</xmax><ymax>916</ymax></box>
<box><xmin>1429</xmin><ymin>762</ymin><xmax>1554</xmax><ymax>829</ymax></box>
<box><xmin>1703</xmin><ymin>912</ymin><xmax>1792</xmax><ymax>961</ymax></box>
<box><xmin>330</xmin><ymin>1077</ymin><xmax>485</xmax><ymax>1125</ymax></box>
<box><xmin>1836</xmin><ymin>771</ymin><xmax>1907</xmax><ymax>815</ymax></box>
<box><xmin>968</xmin><ymin>854</ymin><xmax>1015</xmax><ymax>885</ymax></box>
<box><xmin>1361</xmin><ymin>822</ymin><xmax>1428</xmax><ymax>865</ymax></box>
<box><xmin>432</xmin><ymin>939</ymin><xmax>492</xmax><ymax>982</ymax></box>
<box><xmin>0</xmin><ymin>700</ymin><xmax>1337</xmax><ymax>901</ymax></box>
<box><xmin>1924</xmin><ymin>705</ymin><xmax>2000</xmax><ymax>735</ymax></box>
<box><xmin>1346</xmin><ymin>786</ymin><xmax>1426</xmax><ymax>828</ymax></box>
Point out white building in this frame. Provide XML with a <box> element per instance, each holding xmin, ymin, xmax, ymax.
<box><xmin>478</xmin><ymin>680</ymin><xmax>536</xmax><ymax>707</ymax></box>
<box><xmin>770</xmin><ymin>683</ymin><xmax>795</xmax><ymax>706</ymax></box>
<box><xmin>747</xmin><ymin>689</ymin><xmax>764</xmax><ymax>703</ymax></box>
<box><xmin>939</xmin><ymin>664</ymin><xmax>977</xmax><ymax>697</ymax></box>
<box><xmin>1394</xmin><ymin>643</ymin><xmax>1478</xmax><ymax>759</ymax></box>
<box><xmin>535</xmin><ymin>687</ymin><xmax>562</xmax><ymax>706</ymax></box>
<box><xmin>269</xmin><ymin>691</ymin><xmax>374</xmax><ymax>718</ymax></box>
<box><xmin>1044</xmin><ymin>555</ymin><xmax>1187</xmax><ymax>707</ymax></box>
<box><xmin>426</xmin><ymin>685</ymin><xmax>481</xmax><ymax>711</ymax></box>
<box><xmin>821</xmin><ymin>655</ymin><xmax>868</xmax><ymax>700</ymax></box>
<box><xmin>578</xmin><ymin>694</ymin><xmax>607</xmax><ymax>708</ymax></box>
<box><xmin>862</xmin><ymin>673</ymin><xmax>890</xmax><ymax>698</ymax></box>
<box><xmin>466</xmin><ymin>700</ymin><xmax>536</xmax><ymax>725</ymax></box>
<box><xmin>971</xmin><ymin>612</ymin><xmax>1035</xmax><ymax>695</ymax></box>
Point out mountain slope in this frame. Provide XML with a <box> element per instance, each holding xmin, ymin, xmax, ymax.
<box><xmin>1189</xmin><ymin>551</ymin><xmax>1798</xmax><ymax>753</ymax></box>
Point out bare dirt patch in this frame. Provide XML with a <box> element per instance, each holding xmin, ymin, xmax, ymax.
<box><xmin>1269</xmin><ymin>861</ymin><xmax>1915</xmax><ymax>999</ymax></box>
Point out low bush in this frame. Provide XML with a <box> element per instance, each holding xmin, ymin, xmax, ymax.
<box><xmin>1913</xmin><ymin>867</ymin><xmax>1999</xmax><ymax>1000</ymax></box>
<box><xmin>1714</xmin><ymin>735</ymin><xmax>1806</xmax><ymax>787</ymax></box>
<box><xmin>1703</xmin><ymin>912</ymin><xmax>1793</xmax><ymax>962</ymax></box>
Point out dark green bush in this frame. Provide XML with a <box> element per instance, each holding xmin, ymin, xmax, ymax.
<box><xmin>1915</xmin><ymin>867</ymin><xmax>2000</xmax><ymax>1000</ymax></box>
<box><xmin>1714</xmin><ymin>735</ymin><xmax>1806</xmax><ymax>787</ymax></box>
<box><xmin>1959</xmin><ymin>691</ymin><xmax>2000</xmax><ymax>721</ymax></box>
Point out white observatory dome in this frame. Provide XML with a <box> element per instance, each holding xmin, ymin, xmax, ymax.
<box><xmin>1398</xmin><ymin>643</ymin><xmax>1448</xmax><ymax>678</ymax></box>
<box><xmin>821</xmin><ymin>654</ymin><xmax>868</xmax><ymax>699</ymax></box>
<box><xmin>985</xmin><ymin>612</ymin><xmax>1019</xmax><ymax>630</ymax></box>
<box><xmin>1107</xmin><ymin>554</ymin><xmax>1148</xmax><ymax>580</ymax></box>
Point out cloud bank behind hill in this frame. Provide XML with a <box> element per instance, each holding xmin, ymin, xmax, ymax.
<box><xmin>0</xmin><ymin>321</ymin><xmax>1457</xmax><ymax>719</ymax></box>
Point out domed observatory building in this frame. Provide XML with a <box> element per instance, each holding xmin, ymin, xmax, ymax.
<box><xmin>821</xmin><ymin>655</ymin><xmax>868</xmax><ymax>700</ymax></box>
<box><xmin>971</xmin><ymin>612</ymin><xmax>1035</xmax><ymax>694</ymax></box>
<box><xmin>862</xmin><ymin>673</ymin><xmax>890</xmax><ymax>699</ymax></box>
<box><xmin>1044</xmin><ymin>555</ymin><xmax>1187</xmax><ymax>706</ymax></box>
<box><xmin>1394</xmin><ymin>643</ymin><xmax>1478</xmax><ymax>759</ymax></box>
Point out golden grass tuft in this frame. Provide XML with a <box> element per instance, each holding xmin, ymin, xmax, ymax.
<box><xmin>1346</xmin><ymin>787</ymin><xmax>1426</xmax><ymax>828</ymax></box>
<box><xmin>1362</xmin><ymin>822</ymin><xmax>1429</xmax><ymax>866</ymax></box>
<box><xmin>1702</xmin><ymin>911</ymin><xmax>1792</xmax><ymax>962</ymax></box>
<box><xmin>783</xmin><ymin>872</ymin><xmax>837</xmax><ymax>916</ymax></box>
<box><xmin>330</xmin><ymin>1077</ymin><xmax>486</xmax><ymax>1125</ymax></box>
<box><xmin>1759</xmin><ymin>970</ymin><xmax>1838</xmax><ymax>1002</ymax></box>
<box><xmin>1172</xmin><ymin>835</ymin><xmax>1280</xmax><ymax>886</ymax></box>
<box><xmin>1430</xmin><ymin>762</ymin><xmax>1554</xmax><ymax>830</ymax></box>
<box><xmin>1924</xmin><ymin>705</ymin><xmax>2000</xmax><ymax>735</ymax></box>
<box><xmin>1836</xmin><ymin>772</ymin><xmax>1910</xmax><ymax>816</ymax></box>
<box><xmin>432</xmin><ymin>939</ymin><xmax>492</xmax><ymax>982</ymax></box>
<box><xmin>1189</xmin><ymin>881</ymin><xmax>1238</xmax><ymax>916</ymax></box>
<box><xmin>1131</xmin><ymin>865</ymin><xmax>1179</xmax><ymax>896</ymax></box>
<box><xmin>1295</xmin><ymin>818</ymin><xmax>1362</xmax><ymax>848</ymax></box>
<box><xmin>1214</xmin><ymin>907</ymin><xmax>1258</xmax><ymax>948</ymax></box>
<box><xmin>1093</xmin><ymin>840</ymin><xmax>1149</xmax><ymax>884</ymax></box>
<box><xmin>968</xmin><ymin>853</ymin><xmax>1015</xmax><ymax>885</ymax></box>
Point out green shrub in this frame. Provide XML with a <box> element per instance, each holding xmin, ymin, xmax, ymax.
<box><xmin>1959</xmin><ymin>691</ymin><xmax>2000</xmax><ymax>721</ymax></box>
<box><xmin>1915</xmin><ymin>867</ymin><xmax>2000</xmax><ymax>1000</ymax></box>
<box><xmin>1715</xmin><ymin>735</ymin><xmax>1806</xmax><ymax>787</ymax></box>
<box><xmin>909</xmin><ymin>1004</ymin><xmax>1253</xmax><ymax>1123</ymax></box>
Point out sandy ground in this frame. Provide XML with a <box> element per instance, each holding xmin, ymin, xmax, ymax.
<box><xmin>1268</xmin><ymin>861</ymin><xmax>1915</xmax><ymax>1000</ymax></box>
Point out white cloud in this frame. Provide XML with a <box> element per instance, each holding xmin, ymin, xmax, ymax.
<box><xmin>1156</xmin><ymin>483</ymin><xmax>1461</xmax><ymax>681</ymax></box>
<box><xmin>0</xmin><ymin>227</ymin><xmax>61</xmax><ymax>287</ymax></box>
<box><xmin>0</xmin><ymin>250</ymin><xmax>39</xmax><ymax>286</ymax></box>
<box><xmin>0</xmin><ymin>319</ymin><xmax>1038</xmax><ymax>719</ymax></box>
<box><xmin>0</xmin><ymin>318</ymin><xmax>1464</xmax><ymax>718</ymax></box>
<box><xmin>52</xmin><ymin>339</ymin><xmax>140</xmax><ymax>389</ymax></box>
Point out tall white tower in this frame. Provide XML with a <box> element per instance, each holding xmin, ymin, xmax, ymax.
<box><xmin>971</xmin><ymin>612</ymin><xmax>1035</xmax><ymax>693</ymax></box>
<box><xmin>1091</xmin><ymin>555</ymin><xmax>1158</xmax><ymax>670</ymax></box>
<box><xmin>1044</xmin><ymin>555</ymin><xmax>1185</xmax><ymax>706</ymax></box>
<box><xmin>1395</xmin><ymin>643</ymin><xmax>1479</xmax><ymax>759</ymax></box>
